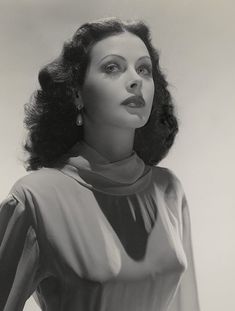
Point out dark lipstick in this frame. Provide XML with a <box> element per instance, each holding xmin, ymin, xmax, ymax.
<box><xmin>121</xmin><ymin>95</ymin><xmax>145</xmax><ymax>107</ymax></box>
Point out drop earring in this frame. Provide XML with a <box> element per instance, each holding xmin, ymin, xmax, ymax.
<box><xmin>76</xmin><ymin>112</ymin><xmax>83</xmax><ymax>126</ymax></box>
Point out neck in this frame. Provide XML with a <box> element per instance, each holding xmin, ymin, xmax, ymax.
<box><xmin>83</xmin><ymin>122</ymin><xmax>135</xmax><ymax>163</ymax></box>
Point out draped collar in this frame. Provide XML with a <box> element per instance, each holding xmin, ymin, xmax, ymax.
<box><xmin>58</xmin><ymin>140</ymin><xmax>152</xmax><ymax>195</ymax></box>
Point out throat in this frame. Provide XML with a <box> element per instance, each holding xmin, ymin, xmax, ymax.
<box><xmin>83</xmin><ymin>121</ymin><xmax>135</xmax><ymax>163</ymax></box>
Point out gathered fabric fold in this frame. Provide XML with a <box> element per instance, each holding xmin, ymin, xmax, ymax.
<box><xmin>58</xmin><ymin>140</ymin><xmax>152</xmax><ymax>195</ymax></box>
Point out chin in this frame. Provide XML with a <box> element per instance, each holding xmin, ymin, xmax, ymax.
<box><xmin>135</xmin><ymin>120</ymin><xmax>148</xmax><ymax>128</ymax></box>
<box><xmin>134</xmin><ymin>114</ymin><xmax>150</xmax><ymax>127</ymax></box>
<box><xmin>122</xmin><ymin>117</ymin><xmax>149</xmax><ymax>129</ymax></box>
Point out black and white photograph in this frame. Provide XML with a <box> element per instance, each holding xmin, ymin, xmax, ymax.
<box><xmin>0</xmin><ymin>1</ymin><xmax>234</xmax><ymax>310</ymax></box>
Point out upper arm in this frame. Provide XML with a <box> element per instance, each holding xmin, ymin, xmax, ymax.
<box><xmin>0</xmin><ymin>194</ymin><xmax>41</xmax><ymax>311</ymax></box>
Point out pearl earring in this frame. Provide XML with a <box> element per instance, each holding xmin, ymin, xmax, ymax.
<box><xmin>76</xmin><ymin>112</ymin><xmax>83</xmax><ymax>126</ymax></box>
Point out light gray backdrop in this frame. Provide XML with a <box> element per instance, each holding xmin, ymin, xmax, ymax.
<box><xmin>0</xmin><ymin>1</ymin><xmax>234</xmax><ymax>310</ymax></box>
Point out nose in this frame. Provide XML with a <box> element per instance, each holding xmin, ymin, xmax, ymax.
<box><xmin>126</xmin><ymin>78</ymin><xmax>143</xmax><ymax>95</ymax></box>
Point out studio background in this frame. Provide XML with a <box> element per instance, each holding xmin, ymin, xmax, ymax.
<box><xmin>0</xmin><ymin>1</ymin><xmax>234</xmax><ymax>310</ymax></box>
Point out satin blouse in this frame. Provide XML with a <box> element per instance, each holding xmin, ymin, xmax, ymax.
<box><xmin>0</xmin><ymin>141</ymin><xmax>200</xmax><ymax>311</ymax></box>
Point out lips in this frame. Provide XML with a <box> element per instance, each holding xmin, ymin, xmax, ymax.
<box><xmin>121</xmin><ymin>95</ymin><xmax>145</xmax><ymax>107</ymax></box>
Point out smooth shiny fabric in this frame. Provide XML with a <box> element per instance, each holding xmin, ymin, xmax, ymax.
<box><xmin>0</xmin><ymin>141</ymin><xmax>201</xmax><ymax>311</ymax></box>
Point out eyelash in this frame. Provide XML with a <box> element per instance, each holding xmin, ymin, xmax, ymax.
<box><xmin>103</xmin><ymin>63</ymin><xmax>152</xmax><ymax>76</ymax></box>
<box><xmin>136</xmin><ymin>65</ymin><xmax>152</xmax><ymax>76</ymax></box>
<box><xmin>104</xmin><ymin>63</ymin><xmax>120</xmax><ymax>73</ymax></box>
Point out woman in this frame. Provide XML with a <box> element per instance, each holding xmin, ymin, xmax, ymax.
<box><xmin>0</xmin><ymin>18</ymin><xmax>200</xmax><ymax>311</ymax></box>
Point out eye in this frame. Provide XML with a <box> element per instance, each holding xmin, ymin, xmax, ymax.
<box><xmin>137</xmin><ymin>64</ymin><xmax>152</xmax><ymax>76</ymax></box>
<box><xmin>104</xmin><ymin>63</ymin><xmax>120</xmax><ymax>74</ymax></box>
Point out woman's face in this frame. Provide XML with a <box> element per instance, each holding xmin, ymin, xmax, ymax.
<box><xmin>79</xmin><ymin>32</ymin><xmax>155</xmax><ymax>129</ymax></box>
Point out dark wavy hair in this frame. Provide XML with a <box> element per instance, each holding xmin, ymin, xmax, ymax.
<box><xmin>23</xmin><ymin>17</ymin><xmax>178</xmax><ymax>171</ymax></box>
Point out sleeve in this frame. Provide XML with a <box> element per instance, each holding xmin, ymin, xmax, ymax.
<box><xmin>0</xmin><ymin>194</ymin><xmax>41</xmax><ymax>311</ymax></box>
<box><xmin>168</xmin><ymin>189</ymin><xmax>201</xmax><ymax>311</ymax></box>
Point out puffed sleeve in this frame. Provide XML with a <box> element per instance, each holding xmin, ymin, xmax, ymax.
<box><xmin>168</xmin><ymin>187</ymin><xmax>201</xmax><ymax>311</ymax></box>
<box><xmin>0</xmin><ymin>194</ymin><xmax>41</xmax><ymax>311</ymax></box>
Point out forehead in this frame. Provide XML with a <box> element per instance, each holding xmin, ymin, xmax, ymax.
<box><xmin>89</xmin><ymin>32</ymin><xmax>150</xmax><ymax>63</ymax></box>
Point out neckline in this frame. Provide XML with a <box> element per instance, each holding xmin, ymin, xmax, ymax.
<box><xmin>58</xmin><ymin>140</ymin><xmax>153</xmax><ymax>195</ymax></box>
<box><xmin>91</xmin><ymin>182</ymin><xmax>187</xmax><ymax>276</ymax></box>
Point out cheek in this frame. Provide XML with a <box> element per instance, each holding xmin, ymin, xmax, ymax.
<box><xmin>82</xmin><ymin>80</ymin><xmax>114</xmax><ymax>108</ymax></box>
<box><xmin>150</xmin><ymin>82</ymin><xmax>155</xmax><ymax>100</ymax></box>
<box><xmin>149</xmin><ymin>80</ymin><xmax>155</xmax><ymax>95</ymax></box>
<box><xmin>144</xmin><ymin>81</ymin><xmax>155</xmax><ymax>103</ymax></box>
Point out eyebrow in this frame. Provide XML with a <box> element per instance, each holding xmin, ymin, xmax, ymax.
<box><xmin>98</xmin><ymin>54</ymin><xmax>151</xmax><ymax>64</ymax></box>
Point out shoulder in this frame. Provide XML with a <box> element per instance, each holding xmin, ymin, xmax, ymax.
<box><xmin>151</xmin><ymin>166</ymin><xmax>187</xmax><ymax>224</ymax></box>
<box><xmin>10</xmin><ymin>167</ymin><xmax>75</xmax><ymax>203</ymax></box>
<box><xmin>151</xmin><ymin>165</ymin><xmax>185</xmax><ymax>197</ymax></box>
<box><xmin>152</xmin><ymin>166</ymin><xmax>185</xmax><ymax>204</ymax></box>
